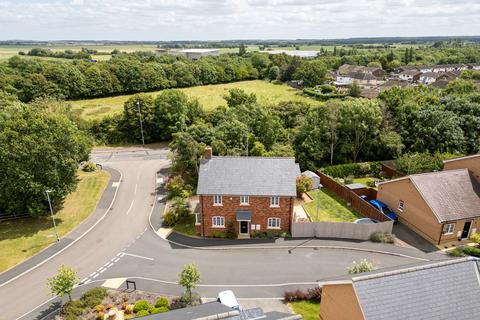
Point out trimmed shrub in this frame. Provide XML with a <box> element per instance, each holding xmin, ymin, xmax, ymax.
<box><xmin>370</xmin><ymin>231</ymin><xmax>395</xmax><ymax>244</ymax></box>
<box><xmin>82</xmin><ymin>161</ymin><xmax>97</xmax><ymax>172</ymax></box>
<box><xmin>343</xmin><ymin>176</ymin><xmax>354</xmax><ymax>185</ymax></box>
<box><xmin>124</xmin><ymin>304</ymin><xmax>134</xmax><ymax>314</ymax></box>
<box><xmin>303</xmin><ymin>88</ymin><xmax>347</xmax><ymax>101</ymax></box>
<box><xmin>95</xmin><ymin>304</ymin><xmax>105</xmax><ymax>312</ymax></box>
<box><xmin>133</xmin><ymin>300</ymin><xmax>151</xmax><ymax>313</ymax></box>
<box><xmin>136</xmin><ymin>310</ymin><xmax>150</xmax><ymax>317</ymax></box>
<box><xmin>348</xmin><ymin>259</ymin><xmax>376</xmax><ymax>274</ymax></box>
<box><xmin>284</xmin><ymin>287</ymin><xmax>322</xmax><ymax>302</ymax></box>
<box><xmin>462</xmin><ymin>246</ymin><xmax>480</xmax><ymax>258</ymax></box>
<box><xmin>80</xmin><ymin>287</ymin><xmax>107</xmax><ymax>309</ymax></box>
<box><xmin>226</xmin><ymin>220</ymin><xmax>237</xmax><ymax>239</ymax></box>
<box><xmin>210</xmin><ymin>231</ymin><xmax>226</xmax><ymax>238</ymax></box>
<box><xmin>169</xmin><ymin>297</ymin><xmax>187</xmax><ymax>310</ymax></box>
<box><xmin>151</xmin><ymin>306</ymin><xmax>169</xmax><ymax>314</ymax></box>
<box><xmin>155</xmin><ymin>297</ymin><xmax>169</xmax><ymax>308</ymax></box>
<box><xmin>447</xmin><ymin>247</ymin><xmax>465</xmax><ymax>257</ymax></box>
<box><xmin>470</xmin><ymin>232</ymin><xmax>480</xmax><ymax>245</ymax></box>
<box><xmin>63</xmin><ymin>300</ymin><xmax>85</xmax><ymax>318</ymax></box>
<box><xmin>96</xmin><ymin>312</ymin><xmax>105</xmax><ymax>320</ymax></box>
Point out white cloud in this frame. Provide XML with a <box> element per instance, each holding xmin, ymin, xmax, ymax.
<box><xmin>0</xmin><ymin>0</ymin><xmax>478</xmax><ymax>40</ymax></box>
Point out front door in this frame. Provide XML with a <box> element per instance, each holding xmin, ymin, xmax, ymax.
<box><xmin>240</xmin><ymin>221</ymin><xmax>249</xmax><ymax>234</ymax></box>
<box><xmin>462</xmin><ymin>221</ymin><xmax>472</xmax><ymax>239</ymax></box>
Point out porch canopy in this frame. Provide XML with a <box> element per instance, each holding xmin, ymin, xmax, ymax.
<box><xmin>236</xmin><ymin>211</ymin><xmax>252</xmax><ymax>221</ymax></box>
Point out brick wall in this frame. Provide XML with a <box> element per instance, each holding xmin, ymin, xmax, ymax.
<box><xmin>199</xmin><ymin>195</ymin><xmax>294</xmax><ymax>236</ymax></box>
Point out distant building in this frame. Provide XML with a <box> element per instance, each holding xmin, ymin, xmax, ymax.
<box><xmin>398</xmin><ymin>70</ymin><xmax>422</xmax><ymax>83</ymax></box>
<box><xmin>418</xmin><ymin>72</ymin><xmax>452</xmax><ymax>85</ymax></box>
<box><xmin>264</xmin><ymin>50</ymin><xmax>319</xmax><ymax>59</ymax></box>
<box><xmin>179</xmin><ymin>48</ymin><xmax>219</xmax><ymax>60</ymax></box>
<box><xmin>302</xmin><ymin>170</ymin><xmax>321</xmax><ymax>189</ymax></box>
<box><xmin>337</xmin><ymin>64</ymin><xmax>386</xmax><ymax>78</ymax></box>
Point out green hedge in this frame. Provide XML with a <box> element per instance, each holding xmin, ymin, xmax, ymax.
<box><xmin>321</xmin><ymin>162</ymin><xmax>381</xmax><ymax>178</ymax></box>
<box><xmin>302</xmin><ymin>88</ymin><xmax>347</xmax><ymax>101</ymax></box>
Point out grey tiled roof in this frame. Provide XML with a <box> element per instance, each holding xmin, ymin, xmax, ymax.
<box><xmin>353</xmin><ymin>258</ymin><xmax>480</xmax><ymax>320</ymax></box>
<box><xmin>197</xmin><ymin>157</ymin><xmax>300</xmax><ymax>197</ymax></box>
<box><xmin>409</xmin><ymin>169</ymin><xmax>480</xmax><ymax>222</ymax></box>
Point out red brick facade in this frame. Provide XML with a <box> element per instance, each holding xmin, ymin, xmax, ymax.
<box><xmin>196</xmin><ymin>195</ymin><xmax>294</xmax><ymax>237</ymax></box>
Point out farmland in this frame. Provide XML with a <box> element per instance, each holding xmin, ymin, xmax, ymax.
<box><xmin>70</xmin><ymin>80</ymin><xmax>318</xmax><ymax>120</ymax></box>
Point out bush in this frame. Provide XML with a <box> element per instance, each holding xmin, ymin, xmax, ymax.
<box><xmin>170</xmin><ymin>197</ymin><xmax>190</xmax><ymax>219</ymax></box>
<box><xmin>343</xmin><ymin>176</ymin><xmax>354</xmax><ymax>185</ymax></box>
<box><xmin>62</xmin><ymin>300</ymin><xmax>85</xmax><ymax>318</ymax></box>
<box><xmin>296</xmin><ymin>175</ymin><xmax>313</xmax><ymax>197</ymax></box>
<box><xmin>95</xmin><ymin>304</ymin><xmax>105</xmax><ymax>312</ymax></box>
<box><xmin>348</xmin><ymin>259</ymin><xmax>376</xmax><ymax>274</ymax></box>
<box><xmin>135</xmin><ymin>310</ymin><xmax>150</xmax><ymax>317</ymax></box>
<box><xmin>133</xmin><ymin>300</ymin><xmax>151</xmax><ymax>313</ymax></box>
<box><xmin>155</xmin><ymin>297</ymin><xmax>169</xmax><ymax>308</ymax></box>
<box><xmin>462</xmin><ymin>246</ymin><xmax>480</xmax><ymax>258</ymax></box>
<box><xmin>210</xmin><ymin>231</ymin><xmax>226</xmax><ymax>238</ymax></box>
<box><xmin>447</xmin><ymin>247</ymin><xmax>465</xmax><ymax>257</ymax></box>
<box><xmin>370</xmin><ymin>231</ymin><xmax>395</xmax><ymax>243</ymax></box>
<box><xmin>165</xmin><ymin>176</ymin><xmax>192</xmax><ymax>199</ymax></box>
<box><xmin>151</xmin><ymin>306</ymin><xmax>169</xmax><ymax>314</ymax></box>
<box><xmin>169</xmin><ymin>297</ymin><xmax>187</xmax><ymax>310</ymax></box>
<box><xmin>395</xmin><ymin>152</ymin><xmax>461</xmax><ymax>175</ymax></box>
<box><xmin>80</xmin><ymin>287</ymin><xmax>107</xmax><ymax>309</ymax></box>
<box><xmin>251</xmin><ymin>231</ymin><xmax>267</xmax><ymax>238</ymax></box>
<box><xmin>321</xmin><ymin>162</ymin><xmax>381</xmax><ymax>178</ymax></box>
<box><xmin>303</xmin><ymin>88</ymin><xmax>347</xmax><ymax>101</ymax></box>
<box><xmin>266</xmin><ymin>230</ymin><xmax>282</xmax><ymax>239</ymax></box>
<box><xmin>283</xmin><ymin>287</ymin><xmax>322</xmax><ymax>302</ymax></box>
<box><xmin>470</xmin><ymin>232</ymin><xmax>480</xmax><ymax>245</ymax></box>
<box><xmin>162</xmin><ymin>211</ymin><xmax>179</xmax><ymax>227</ymax></box>
<box><xmin>82</xmin><ymin>161</ymin><xmax>97</xmax><ymax>172</ymax></box>
<box><xmin>96</xmin><ymin>312</ymin><xmax>105</xmax><ymax>320</ymax></box>
<box><xmin>226</xmin><ymin>220</ymin><xmax>237</xmax><ymax>239</ymax></box>
<box><xmin>124</xmin><ymin>304</ymin><xmax>134</xmax><ymax>314</ymax></box>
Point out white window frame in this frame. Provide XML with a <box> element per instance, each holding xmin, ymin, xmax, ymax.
<box><xmin>240</xmin><ymin>195</ymin><xmax>249</xmax><ymax>205</ymax></box>
<box><xmin>270</xmin><ymin>196</ymin><xmax>280</xmax><ymax>207</ymax></box>
<box><xmin>267</xmin><ymin>218</ymin><xmax>281</xmax><ymax>229</ymax></box>
<box><xmin>212</xmin><ymin>216</ymin><xmax>225</xmax><ymax>228</ymax></box>
<box><xmin>213</xmin><ymin>195</ymin><xmax>222</xmax><ymax>206</ymax></box>
<box><xmin>443</xmin><ymin>223</ymin><xmax>455</xmax><ymax>235</ymax></box>
<box><xmin>195</xmin><ymin>212</ymin><xmax>201</xmax><ymax>226</ymax></box>
<box><xmin>398</xmin><ymin>200</ymin><xmax>405</xmax><ymax>212</ymax></box>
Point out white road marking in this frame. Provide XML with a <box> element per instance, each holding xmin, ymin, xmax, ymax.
<box><xmin>156</xmin><ymin>177</ymin><xmax>164</xmax><ymax>184</ymax></box>
<box><xmin>123</xmin><ymin>253</ymin><xmax>154</xmax><ymax>261</ymax></box>
<box><xmin>89</xmin><ymin>272</ymin><xmax>96</xmax><ymax>277</ymax></box>
<box><xmin>80</xmin><ymin>278</ymin><xmax>88</xmax><ymax>283</ymax></box>
<box><xmin>112</xmin><ymin>181</ymin><xmax>120</xmax><ymax>188</ymax></box>
<box><xmin>85</xmin><ymin>279</ymin><xmax>91</xmax><ymax>284</ymax></box>
<box><xmin>125</xmin><ymin>200</ymin><xmax>135</xmax><ymax>215</ymax></box>
<box><xmin>99</xmin><ymin>268</ymin><xmax>107</xmax><ymax>274</ymax></box>
<box><xmin>134</xmin><ymin>183</ymin><xmax>138</xmax><ymax>195</ymax></box>
<box><xmin>106</xmin><ymin>262</ymin><xmax>114</xmax><ymax>268</ymax></box>
<box><xmin>113</xmin><ymin>257</ymin><xmax>120</xmax><ymax>262</ymax></box>
<box><xmin>92</xmin><ymin>273</ymin><xmax>99</xmax><ymax>279</ymax></box>
<box><xmin>103</xmin><ymin>262</ymin><xmax>110</xmax><ymax>267</ymax></box>
<box><xmin>98</xmin><ymin>267</ymin><xmax>106</xmax><ymax>273</ymax></box>
<box><xmin>116</xmin><ymin>252</ymin><xmax>123</xmax><ymax>257</ymax></box>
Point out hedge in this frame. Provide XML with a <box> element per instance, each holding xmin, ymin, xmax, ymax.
<box><xmin>321</xmin><ymin>162</ymin><xmax>381</xmax><ymax>178</ymax></box>
<box><xmin>302</xmin><ymin>88</ymin><xmax>347</xmax><ymax>101</ymax></box>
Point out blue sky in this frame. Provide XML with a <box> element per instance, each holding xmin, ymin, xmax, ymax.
<box><xmin>0</xmin><ymin>0</ymin><xmax>479</xmax><ymax>40</ymax></box>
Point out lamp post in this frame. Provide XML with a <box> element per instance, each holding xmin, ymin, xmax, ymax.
<box><xmin>316</xmin><ymin>183</ymin><xmax>323</xmax><ymax>222</ymax></box>
<box><xmin>137</xmin><ymin>101</ymin><xmax>145</xmax><ymax>146</ymax></box>
<box><xmin>46</xmin><ymin>190</ymin><xmax>60</xmax><ymax>242</ymax></box>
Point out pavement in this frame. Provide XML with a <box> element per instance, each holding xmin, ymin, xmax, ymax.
<box><xmin>0</xmin><ymin>146</ymin><xmax>449</xmax><ymax>320</ymax></box>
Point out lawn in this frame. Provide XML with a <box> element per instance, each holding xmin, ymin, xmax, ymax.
<box><xmin>0</xmin><ymin>170</ymin><xmax>109</xmax><ymax>272</ymax></box>
<box><xmin>172</xmin><ymin>214</ymin><xmax>197</xmax><ymax>236</ymax></box>
<box><xmin>304</xmin><ymin>189</ymin><xmax>363</xmax><ymax>222</ymax></box>
<box><xmin>289</xmin><ymin>300</ymin><xmax>320</xmax><ymax>320</ymax></box>
<box><xmin>70</xmin><ymin>80</ymin><xmax>317</xmax><ymax>121</ymax></box>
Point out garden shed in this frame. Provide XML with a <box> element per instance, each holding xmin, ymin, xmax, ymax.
<box><xmin>302</xmin><ymin>170</ymin><xmax>321</xmax><ymax>189</ymax></box>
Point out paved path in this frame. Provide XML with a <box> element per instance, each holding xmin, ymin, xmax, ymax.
<box><xmin>0</xmin><ymin>146</ymin><xmax>448</xmax><ymax>320</ymax></box>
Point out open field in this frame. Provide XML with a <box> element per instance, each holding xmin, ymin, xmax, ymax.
<box><xmin>0</xmin><ymin>170</ymin><xmax>109</xmax><ymax>272</ymax></box>
<box><xmin>71</xmin><ymin>80</ymin><xmax>317</xmax><ymax>120</ymax></box>
<box><xmin>304</xmin><ymin>189</ymin><xmax>363</xmax><ymax>222</ymax></box>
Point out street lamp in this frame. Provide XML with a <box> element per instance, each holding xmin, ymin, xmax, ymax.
<box><xmin>136</xmin><ymin>101</ymin><xmax>145</xmax><ymax>146</ymax></box>
<box><xmin>316</xmin><ymin>183</ymin><xmax>323</xmax><ymax>222</ymax></box>
<box><xmin>46</xmin><ymin>190</ymin><xmax>60</xmax><ymax>242</ymax></box>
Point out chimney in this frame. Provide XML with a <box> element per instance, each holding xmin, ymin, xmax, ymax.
<box><xmin>204</xmin><ymin>146</ymin><xmax>212</xmax><ymax>160</ymax></box>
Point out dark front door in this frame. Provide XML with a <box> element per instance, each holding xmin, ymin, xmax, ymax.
<box><xmin>240</xmin><ymin>221</ymin><xmax>249</xmax><ymax>234</ymax></box>
<box><xmin>462</xmin><ymin>221</ymin><xmax>472</xmax><ymax>239</ymax></box>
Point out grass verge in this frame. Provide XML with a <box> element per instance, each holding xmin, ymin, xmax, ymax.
<box><xmin>172</xmin><ymin>214</ymin><xmax>197</xmax><ymax>237</ymax></box>
<box><xmin>289</xmin><ymin>300</ymin><xmax>321</xmax><ymax>320</ymax></box>
<box><xmin>0</xmin><ymin>170</ymin><xmax>109</xmax><ymax>272</ymax></box>
<box><xmin>304</xmin><ymin>189</ymin><xmax>363</xmax><ymax>222</ymax></box>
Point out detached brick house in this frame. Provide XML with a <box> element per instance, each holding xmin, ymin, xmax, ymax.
<box><xmin>377</xmin><ymin>169</ymin><xmax>480</xmax><ymax>245</ymax></box>
<box><xmin>196</xmin><ymin>147</ymin><xmax>300</xmax><ymax>238</ymax></box>
<box><xmin>443</xmin><ymin>153</ymin><xmax>480</xmax><ymax>182</ymax></box>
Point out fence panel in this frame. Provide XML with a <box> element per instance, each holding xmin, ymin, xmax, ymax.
<box><xmin>292</xmin><ymin>220</ymin><xmax>393</xmax><ymax>240</ymax></box>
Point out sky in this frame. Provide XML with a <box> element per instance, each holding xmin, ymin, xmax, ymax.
<box><xmin>0</xmin><ymin>0</ymin><xmax>479</xmax><ymax>40</ymax></box>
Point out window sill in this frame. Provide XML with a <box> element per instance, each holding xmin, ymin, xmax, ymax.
<box><xmin>212</xmin><ymin>226</ymin><xmax>225</xmax><ymax>228</ymax></box>
<box><xmin>267</xmin><ymin>227</ymin><xmax>281</xmax><ymax>230</ymax></box>
<box><xmin>270</xmin><ymin>205</ymin><xmax>280</xmax><ymax>208</ymax></box>
<box><xmin>240</xmin><ymin>203</ymin><xmax>250</xmax><ymax>206</ymax></box>
<box><xmin>195</xmin><ymin>223</ymin><xmax>201</xmax><ymax>226</ymax></box>
<box><xmin>213</xmin><ymin>204</ymin><xmax>223</xmax><ymax>207</ymax></box>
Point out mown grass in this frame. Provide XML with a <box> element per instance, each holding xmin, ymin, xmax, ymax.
<box><xmin>0</xmin><ymin>170</ymin><xmax>109</xmax><ymax>272</ymax></box>
<box><xmin>289</xmin><ymin>300</ymin><xmax>321</xmax><ymax>320</ymax></box>
<box><xmin>172</xmin><ymin>214</ymin><xmax>197</xmax><ymax>236</ymax></box>
<box><xmin>70</xmin><ymin>80</ymin><xmax>317</xmax><ymax>120</ymax></box>
<box><xmin>304</xmin><ymin>189</ymin><xmax>363</xmax><ymax>222</ymax></box>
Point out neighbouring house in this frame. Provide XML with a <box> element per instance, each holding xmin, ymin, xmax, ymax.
<box><xmin>140</xmin><ymin>301</ymin><xmax>301</xmax><ymax>320</ymax></box>
<box><xmin>334</xmin><ymin>72</ymin><xmax>385</xmax><ymax>89</ymax></box>
<box><xmin>196</xmin><ymin>147</ymin><xmax>300</xmax><ymax>237</ymax></box>
<box><xmin>417</xmin><ymin>64</ymin><xmax>469</xmax><ymax>73</ymax></box>
<box><xmin>319</xmin><ymin>257</ymin><xmax>480</xmax><ymax>320</ymax></box>
<box><xmin>398</xmin><ymin>69</ymin><xmax>422</xmax><ymax>82</ymax></box>
<box><xmin>418</xmin><ymin>71</ymin><xmax>453</xmax><ymax>85</ymax></box>
<box><xmin>376</xmin><ymin>169</ymin><xmax>480</xmax><ymax>245</ymax></box>
<box><xmin>178</xmin><ymin>48</ymin><xmax>219</xmax><ymax>60</ymax></box>
<box><xmin>337</xmin><ymin>64</ymin><xmax>386</xmax><ymax>78</ymax></box>
<box><xmin>264</xmin><ymin>50</ymin><xmax>319</xmax><ymax>59</ymax></box>
<box><xmin>302</xmin><ymin>170</ymin><xmax>321</xmax><ymax>189</ymax></box>
<box><xmin>443</xmin><ymin>154</ymin><xmax>480</xmax><ymax>182</ymax></box>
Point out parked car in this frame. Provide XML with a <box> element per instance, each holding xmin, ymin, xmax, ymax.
<box><xmin>368</xmin><ymin>200</ymin><xmax>398</xmax><ymax>221</ymax></box>
<box><xmin>354</xmin><ymin>218</ymin><xmax>378</xmax><ymax>224</ymax></box>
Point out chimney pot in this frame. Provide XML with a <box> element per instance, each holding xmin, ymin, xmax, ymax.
<box><xmin>204</xmin><ymin>147</ymin><xmax>212</xmax><ymax>160</ymax></box>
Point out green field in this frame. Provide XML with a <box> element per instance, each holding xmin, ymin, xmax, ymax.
<box><xmin>0</xmin><ymin>170</ymin><xmax>109</xmax><ymax>272</ymax></box>
<box><xmin>70</xmin><ymin>80</ymin><xmax>317</xmax><ymax>120</ymax></box>
<box><xmin>304</xmin><ymin>189</ymin><xmax>363</xmax><ymax>222</ymax></box>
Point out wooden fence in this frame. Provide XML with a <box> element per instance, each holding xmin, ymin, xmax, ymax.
<box><xmin>317</xmin><ymin>171</ymin><xmax>391</xmax><ymax>222</ymax></box>
<box><xmin>380</xmin><ymin>161</ymin><xmax>405</xmax><ymax>178</ymax></box>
